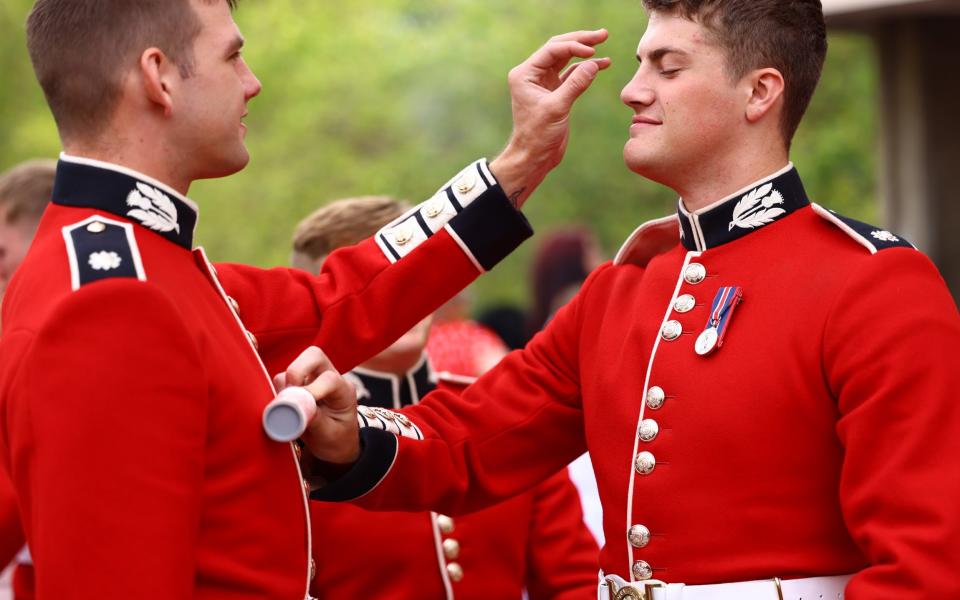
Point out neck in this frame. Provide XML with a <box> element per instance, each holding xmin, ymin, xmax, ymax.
<box><xmin>671</xmin><ymin>139</ymin><xmax>788</xmax><ymax>212</ymax></box>
<box><xmin>63</xmin><ymin>131</ymin><xmax>191</xmax><ymax>196</ymax></box>
<box><xmin>359</xmin><ymin>350</ymin><xmax>426</xmax><ymax>377</ymax></box>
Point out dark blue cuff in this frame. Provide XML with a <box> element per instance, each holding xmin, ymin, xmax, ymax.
<box><xmin>309</xmin><ymin>428</ymin><xmax>398</xmax><ymax>502</ymax></box>
<box><xmin>447</xmin><ymin>185</ymin><xmax>533</xmax><ymax>271</ymax></box>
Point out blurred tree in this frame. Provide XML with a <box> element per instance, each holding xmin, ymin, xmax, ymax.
<box><xmin>0</xmin><ymin>0</ymin><xmax>878</xmax><ymax>309</ymax></box>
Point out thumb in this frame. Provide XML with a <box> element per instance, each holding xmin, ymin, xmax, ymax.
<box><xmin>554</xmin><ymin>59</ymin><xmax>601</xmax><ymax>108</ymax></box>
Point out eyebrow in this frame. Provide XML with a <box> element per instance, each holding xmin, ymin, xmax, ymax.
<box><xmin>636</xmin><ymin>46</ymin><xmax>689</xmax><ymax>63</ymax></box>
<box><xmin>226</xmin><ymin>34</ymin><xmax>245</xmax><ymax>56</ymax></box>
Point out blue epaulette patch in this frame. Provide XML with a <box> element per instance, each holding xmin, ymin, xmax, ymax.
<box><xmin>811</xmin><ymin>204</ymin><xmax>915</xmax><ymax>254</ymax></box>
<box><xmin>62</xmin><ymin>216</ymin><xmax>146</xmax><ymax>290</ymax></box>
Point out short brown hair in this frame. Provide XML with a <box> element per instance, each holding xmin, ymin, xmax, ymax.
<box><xmin>292</xmin><ymin>196</ymin><xmax>408</xmax><ymax>270</ymax></box>
<box><xmin>642</xmin><ymin>0</ymin><xmax>827</xmax><ymax>144</ymax></box>
<box><xmin>26</xmin><ymin>0</ymin><xmax>236</xmax><ymax>141</ymax></box>
<box><xmin>0</xmin><ymin>159</ymin><xmax>56</xmax><ymax>225</ymax></box>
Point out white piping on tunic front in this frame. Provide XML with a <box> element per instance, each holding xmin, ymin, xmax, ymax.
<box><xmin>624</xmin><ymin>250</ymin><xmax>701</xmax><ymax>578</ymax></box>
<box><xmin>194</xmin><ymin>247</ymin><xmax>314</xmax><ymax>598</ymax></box>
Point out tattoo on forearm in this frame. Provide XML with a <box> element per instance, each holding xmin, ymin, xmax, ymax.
<box><xmin>508</xmin><ymin>188</ymin><xmax>525</xmax><ymax>209</ymax></box>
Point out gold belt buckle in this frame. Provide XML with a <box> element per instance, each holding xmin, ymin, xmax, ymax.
<box><xmin>606</xmin><ymin>577</ymin><xmax>665</xmax><ymax>600</ymax></box>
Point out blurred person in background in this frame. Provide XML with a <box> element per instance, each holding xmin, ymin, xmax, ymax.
<box><xmin>0</xmin><ymin>159</ymin><xmax>54</xmax><ymax>600</ymax></box>
<box><xmin>426</xmin><ymin>289</ymin><xmax>511</xmax><ymax>378</ymax></box>
<box><xmin>527</xmin><ymin>227</ymin><xmax>606</xmax><ymax>546</ymax></box>
<box><xmin>292</xmin><ymin>196</ymin><xmax>599</xmax><ymax>600</ymax></box>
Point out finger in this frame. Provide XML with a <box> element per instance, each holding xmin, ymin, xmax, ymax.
<box><xmin>560</xmin><ymin>57</ymin><xmax>612</xmax><ymax>84</ymax></box>
<box><xmin>285</xmin><ymin>346</ymin><xmax>335</xmax><ymax>387</ymax></box>
<box><xmin>526</xmin><ymin>41</ymin><xmax>599</xmax><ymax>73</ymax></box>
<box><xmin>273</xmin><ymin>372</ymin><xmax>287</xmax><ymax>390</ymax></box>
<box><xmin>547</xmin><ymin>29</ymin><xmax>609</xmax><ymax>45</ymax></box>
<box><xmin>305</xmin><ymin>370</ymin><xmax>356</xmax><ymax>414</ymax></box>
<box><xmin>553</xmin><ymin>58</ymin><xmax>605</xmax><ymax>107</ymax></box>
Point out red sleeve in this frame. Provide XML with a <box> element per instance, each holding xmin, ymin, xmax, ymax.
<box><xmin>824</xmin><ymin>249</ymin><xmax>960</xmax><ymax>598</ymax></box>
<box><xmin>8</xmin><ymin>282</ymin><xmax>207</xmax><ymax>599</ymax></box>
<box><xmin>215</xmin><ymin>183</ymin><xmax>532</xmax><ymax>376</ymax></box>
<box><xmin>523</xmin><ymin>470</ymin><xmax>599</xmax><ymax>600</ymax></box>
<box><xmin>0</xmin><ymin>466</ymin><xmax>24</xmax><ymax>569</ymax></box>
<box><xmin>215</xmin><ymin>233</ymin><xmax>480</xmax><ymax>376</ymax></box>
<box><xmin>312</xmin><ymin>265</ymin><xmax>614</xmax><ymax>513</ymax></box>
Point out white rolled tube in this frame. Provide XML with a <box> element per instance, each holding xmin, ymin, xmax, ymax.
<box><xmin>262</xmin><ymin>386</ymin><xmax>318</xmax><ymax>442</ymax></box>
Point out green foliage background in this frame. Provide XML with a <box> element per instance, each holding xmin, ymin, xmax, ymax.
<box><xmin>0</xmin><ymin>0</ymin><xmax>878</xmax><ymax>310</ymax></box>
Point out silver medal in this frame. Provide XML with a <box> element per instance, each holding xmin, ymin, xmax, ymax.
<box><xmin>695</xmin><ymin>327</ymin><xmax>719</xmax><ymax>356</ymax></box>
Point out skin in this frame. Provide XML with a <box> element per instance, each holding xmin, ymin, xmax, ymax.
<box><xmin>621</xmin><ymin>12</ymin><xmax>787</xmax><ymax>210</ymax></box>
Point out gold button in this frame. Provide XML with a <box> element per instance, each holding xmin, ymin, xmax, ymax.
<box><xmin>303</xmin><ymin>479</ymin><xmax>312</xmax><ymax>496</ymax></box>
<box><xmin>632</xmin><ymin>560</ymin><xmax>653</xmax><ymax>580</ymax></box>
<box><xmin>293</xmin><ymin>443</ymin><xmax>303</xmax><ymax>461</ymax></box>
<box><xmin>359</xmin><ymin>406</ymin><xmax>378</xmax><ymax>421</ymax></box>
<box><xmin>442</xmin><ymin>538</ymin><xmax>460</xmax><ymax>560</ymax></box>
<box><xmin>424</xmin><ymin>198</ymin><xmax>445</xmax><ymax>218</ymax></box>
<box><xmin>660</xmin><ymin>320</ymin><xmax>682</xmax><ymax>341</ymax></box>
<box><xmin>437</xmin><ymin>514</ymin><xmax>455</xmax><ymax>534</ymax></box>
<box><xmin>395</xmin><ymin>413</ymin><xmax>412</xmax><ymax>428</ymax></box>
<box><xmin>646</xmin><ymin>386</ymin><xmax>666</xmax><ymax>410</ymax></box>
<box><xmin>454</xmin><ymin>172</ymin><xmax>477</xmax><ymax>195</ymax></box>
<box><xmin>634</xmin><ymin>451</ymin><xmax>656</xmax><ymax>475</ymax></box>
<box><xmin>86</xmin><ymin>221</ymin><xmax>107</xmax><ymax>233</ymax></box>
<box><xmin>674</xmin><ymin>294</ymin><xmax>696</xmax><ymax>313</ymax></box>
<box><xmin>227</xmin><ymin>296</ymin><xmax>240</xmax><ymax>314</ymax></box>
<box><xmin>684</xmin><ymin>263</ymin><xmax>707</xmax><ymax>285</ymax></box>
<box><xmin>374</xmin><ymin>407</ymin><xmax>396</xmax><ymax>421</ymax></box>
<box><xmin>627</xmin><ymin>524</ymin><xmax>651</xmax><ymax>548</ymax></box>
<box><xmin>638</xmin><ymin>419</ymin><xmax>659</xmax><ymax>442</ymax></box>
<box><xmin>245</xmin><ymin>330</ymin><xmax>259</xmax><ymax>350</ymax></box>
<box><xmin>393</xmin><ymin>223</ymin><xmax>414</xmax><ymax>245</ymax></box>
<box><xmin>310</xmin><ymin>558</ymin><xmax>316</xmax><ymax>580</ymax></box>
<box><xmin>446</xmin><ymin>562</ymin><xmax>464</xmax><ymax>583</ymax></box>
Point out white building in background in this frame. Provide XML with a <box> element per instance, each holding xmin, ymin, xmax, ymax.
<box><xmin>823</xmin><ymin>0</ymin><xmax>960</xmax><ymax>303</ymax></box>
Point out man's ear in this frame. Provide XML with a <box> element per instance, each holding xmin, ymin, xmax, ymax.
<box><xmin>744</xmin><ymin>67</ymin><xmax>785</xmax><ymax>124</ymax></box>
<box><xmin>139</xmin><ymin>47</ymin><xmax>178</xmax><ymax>117</ymax></box>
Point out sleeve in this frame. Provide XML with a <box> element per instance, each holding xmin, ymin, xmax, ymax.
<box><xmin>523</xmin><ymin>470</ymin><xmax>599</xmax><ymax>600</ymax></box>
<box><xmin>214</xmin><ymin>160</ymin><xmax>532</xmax><ymax>376</ymax></box>
<box><xmin>0</xmin><ymin>466</ymin><xmax>24</xmax><ymax>569</ymax></box>
<box><xmin>823</xmin><ymin>249</ymin><xmax>960</xmax><ymax>599</ymax></box>
<box><xmin>310</xmin><ymin>265</ymin><xmax>615</xmax><ymax>515</ymax></box>
<box><xmin>10</xmin><ymin>281</ymin><xmax>207</xmax><ymax>599</ymax></box>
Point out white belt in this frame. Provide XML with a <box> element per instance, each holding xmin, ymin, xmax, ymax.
<box><xmin>598</xmin><ymin>573</ymin><xmax>852</xmax><ymax>600</ymax></box>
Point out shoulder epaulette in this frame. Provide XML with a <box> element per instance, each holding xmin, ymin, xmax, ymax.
<box><xmin>811</xmin><ymin>204</ymin><xmax>916</xmax><ymax>254</ymax></box>
<box><xmin>62</xmin><ymin>216</ymin><xmax>146</xmax><ymax>290</ymax></box>
<box><xmin>614</xmin><ymin>215</ymin><xmax>681</xmax><ymax>267</ymax></box>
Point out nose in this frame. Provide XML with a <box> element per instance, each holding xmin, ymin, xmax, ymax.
<box><xmin>241</xmin><ymin>59</ymin><xmax>262</xmax><ymax>101</ymax></box>
<box><xmin>620</xmin><ymin>69</ymin><xmax>655</xmax><ymax>109</ymax></box>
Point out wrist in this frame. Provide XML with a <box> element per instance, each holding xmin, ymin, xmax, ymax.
<box><xmin>490</xmin><ymin>144</ymin><xmax>547</xmax><ymax>209</ymax></box>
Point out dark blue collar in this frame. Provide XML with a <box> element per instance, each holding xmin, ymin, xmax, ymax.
<box><xmin>52</xmin><ymin>154</ymin><xmax>199</xmax><ymax>250</ymax></box>
<box><xmin>347</xmin><ymin>354</ymin><xmax>435</xmax><ymax>409</ymax></box>
<box><xmin>677</xmin><ymin>164</ymin><xmax>810</xmax><ymax>252</ymax></box>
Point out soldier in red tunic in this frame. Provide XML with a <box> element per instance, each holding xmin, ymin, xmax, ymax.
<box><xmin>0</xmin><ymin>1</ymin><xmax>612</xmax><ymax>598</ymax></box>
<box><xmin>303</xmin><ymin>2</ymin><xmax>960</xmax><ymax>599</ymax></box>
<box><xmin>292</xmin><ymin>197</ymin><xmax>598</xmax><ymax>599</ymax></box>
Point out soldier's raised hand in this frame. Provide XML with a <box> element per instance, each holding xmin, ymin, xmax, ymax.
<box><xmin>490</xmin><ymin>29</ymin><xmax>611</xmax><ymax>208</ymax></box>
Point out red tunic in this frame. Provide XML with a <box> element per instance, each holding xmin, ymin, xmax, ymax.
<box><xmin>0</xmin><ymin>154</ymin><xmax>530</xmax><ymax>599</ymax></box>
<box><xmin>308</xmin><ymin>359</ymin><xmax>598</xmax><ymax>599</ymax></box>
<box><xmin>314</xmin><ymin>165</ymin><xmax>960</xmax><ymax>599</ymax></box>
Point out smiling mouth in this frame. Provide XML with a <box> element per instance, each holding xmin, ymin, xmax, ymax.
<box><xmin>631</xmin><ymin>115</ymin><xmax>661</xmax><ymax>126</ymax></box>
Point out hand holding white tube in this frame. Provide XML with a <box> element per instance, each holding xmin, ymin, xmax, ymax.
<box><xmin>262</xmin><ymin>346</ymin><xmax>360</xmax><ymax>464</ymax></box>
<box><xmin>262</xmin><ymin>386</ymin><xmax>318</xmax><ymax>442</ymax></box>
